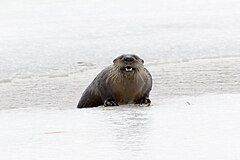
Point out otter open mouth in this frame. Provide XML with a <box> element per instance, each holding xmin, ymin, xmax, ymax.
<box><xmin>121</xmin><ymin>66</ymin><xmax>135</xmax><ymax>72</ymax></box>
<box><xmin>125</xmin><ymin>66</ymin><xmax>133</xmax><ymax>72</ymax></box>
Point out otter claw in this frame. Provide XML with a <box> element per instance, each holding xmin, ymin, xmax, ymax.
<box><xmin>137</xmin><ymin>97</ymin><xmax>151</xmax><ymax>106</ymax></box>
<box><xmin>104</xmin><ymin>99</ymin><xmax>119</xmax><ymax>106</ymax></box>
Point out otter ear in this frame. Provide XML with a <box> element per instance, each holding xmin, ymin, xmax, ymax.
<box><xmin>141</xmin><ymin>59</ymin><xmax>144</xmax><ymax>64</ymax></box>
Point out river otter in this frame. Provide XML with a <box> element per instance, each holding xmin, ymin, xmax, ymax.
<box><xmin>77</xmin><ymin>54</ymin><xmax>152</xmax><ymax>108</ymax></box>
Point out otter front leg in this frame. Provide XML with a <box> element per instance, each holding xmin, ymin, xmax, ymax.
<box><xmin>104</xmin><ymin>98</ymin><xmax>119</xmax><ymax>106</ymax></box>
<box><xmin>135</xmin><ymin>97</ymin><xmax>151</xmax><ymax>106</ymax></box>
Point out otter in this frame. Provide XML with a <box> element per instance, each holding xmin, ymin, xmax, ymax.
<box><xmin>77</xmin><ymin>54</ymin><xmax>152</xmax><ymax>108</ymax></box>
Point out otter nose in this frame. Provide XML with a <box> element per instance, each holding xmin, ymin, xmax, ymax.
<box><xmin>123</xmin><ymin>56</ymin><xmax>134</xmax><ymax>62</ymax></box>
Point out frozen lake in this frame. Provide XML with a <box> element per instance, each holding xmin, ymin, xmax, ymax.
<box><xmin>1</xmin><ymin>94</ymin><xmax>240</xmax><ymax>160</ymax></box>
<box><xmin>1</xmin><ymin>0</ymin><xmax>240</xmax><ymax>80</ymax></box>
<box><xmin>0</xmin><ymin>0</ymin><xmax>240</xmax><ymax>109</ymax></box>
<box><xmin>1</xmin><ymin>0</ymin><xmax>240</xmax><ymax>159</ymax></box>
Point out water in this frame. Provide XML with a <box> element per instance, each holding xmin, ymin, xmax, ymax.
<box><xmin>1</xmin><ymin>0</ymin><xmax>240</xmax><ymax>159</ymax></box>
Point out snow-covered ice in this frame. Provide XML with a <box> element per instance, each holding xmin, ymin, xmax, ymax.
<box><xmin>1</xmin><ymin>94</ymin><xmax>240</xmax><ymax>160</ymax></box>
<box><xmin>1</xmin><ymin>0</ymin><xmax>240</xmax><ymax>80</ymax></box>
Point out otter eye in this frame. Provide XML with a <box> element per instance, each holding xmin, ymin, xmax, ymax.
<box><xmin>132</xmin><ymin>55</ymin><xmax>144</xmax><ymax>63</ymax></box>
<box><xmin>113</xmin><ymin>57</ymin><xmax>120</xmax><ymax>63</ymax></box>
<box><xmin>113</xmin><ymin>55</ymin><xmax>124</xmax><ymax>63</ymax></box>
<box><xmin>132</xmin><ymin>55</ymin><xmax>140</xmax><ymax>59</ymax></box>
<box><xmin>120</xmin><ymin>55</ymin><xmax>125</xmax><ymax>60</ymax></box>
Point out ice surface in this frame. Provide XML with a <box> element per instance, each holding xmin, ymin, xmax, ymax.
<box><xmin>1</xmin><ymin>0</ymin><xmax>240</xmax><ymax>79</ymax></box>
<box><xmin>1</xmin><ymin>94</ymin><xmax>240</xmax><ymax>160</ymax></box>
<box><xmin>0</xmin><ymin>56</ymin><xmax>239</xmax><ymax>110</ymax></box>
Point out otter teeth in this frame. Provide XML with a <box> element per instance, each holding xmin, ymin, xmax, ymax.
<box><xmin>125</xmin><ymin>67</ymin><xmax>133</xmax><ymax>72</ymax></box>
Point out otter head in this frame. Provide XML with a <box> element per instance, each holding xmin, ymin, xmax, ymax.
<box><xmin>113</xmin><ymin>54</ymin><xmax>144</xmax><ymax>73</ymax></box>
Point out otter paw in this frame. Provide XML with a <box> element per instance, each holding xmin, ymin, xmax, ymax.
<box><xmin>104</xmin><ymin>99</ymin><xmax>119</xmax><ymax>107</ymax></box>
<box><xmin>136</xmin><ymin>97</ymin><xmax>151</xmax><ymax>106</ymax></box>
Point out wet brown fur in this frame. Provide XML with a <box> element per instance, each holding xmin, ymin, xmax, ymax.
<box><xmin>107</xmin><ymin>56</ymin><xmax>149</xmax><ymax>104</ymax></box>
<box><xmin>77</xmin><ymin>54</ymin><xmax>152</xmax><ymax>108</ymax></box>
